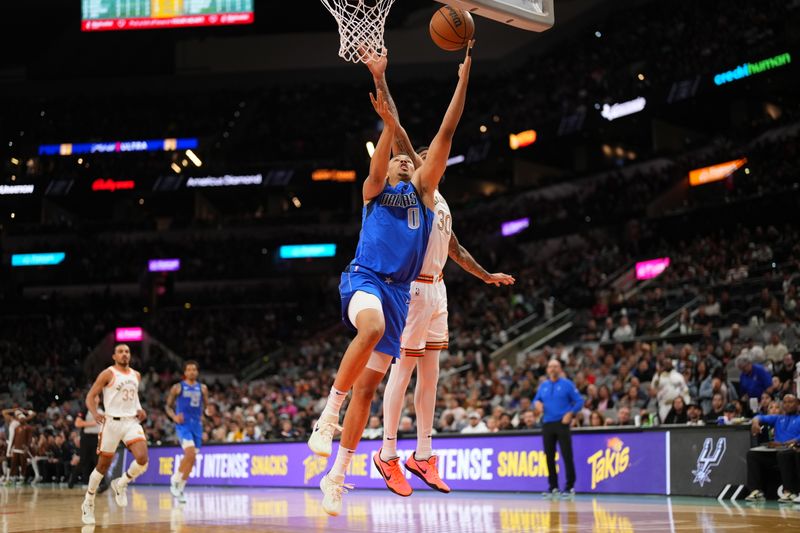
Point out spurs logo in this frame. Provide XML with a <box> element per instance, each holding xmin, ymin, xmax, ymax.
<box><xmin>692</xmin><ymin>438</ymin><xmax>726</xmax><ymax>487</ymax></box>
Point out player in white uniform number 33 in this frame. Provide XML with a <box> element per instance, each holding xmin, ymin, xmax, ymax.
<box><xmin>81</xmin><ymin>343</ymin><xmax>150</xmax><ymax>525</ymax></box>
<box><xmin>365</xmin><ymin>52</ymin><xmax>516</xmax><ymax>496</ymax></box>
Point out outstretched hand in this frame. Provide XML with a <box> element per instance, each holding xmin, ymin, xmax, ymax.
<box><xmin>365</xmin><ymin>48</ymin><xmax>388</xmax><ymax>79</ymax></box>
<box><xmin>484</xmin><ymin>272</ymin><xmax>515</xmax><ymax>287</ymax></box>
<box><xmin>370</xmin><ymin>89</ymin><xmax>396</xmax><ymax>128</ymax></box>
<box><xmin>458</xmin><ymin>39</ymin><xmax>475</xmax><ymax>80</ymax></box>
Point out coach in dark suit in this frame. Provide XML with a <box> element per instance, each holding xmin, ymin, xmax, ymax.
<box><xmin>534</xmin><ymin>358</ymin><xmax>584</xmax><ymax>497</ymax></box>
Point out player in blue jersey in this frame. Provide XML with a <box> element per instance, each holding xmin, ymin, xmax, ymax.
<box><xmin>309</xmin><ymin>40</ymin><xmax>475</xmax><ymax>516</ymax></box>
<box><xmin>165</xmin><ymin>360</ymin><xmax>207</xmax><ymax>504</ymax></box>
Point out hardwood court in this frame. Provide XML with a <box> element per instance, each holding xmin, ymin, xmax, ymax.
<box><xmin>2</xmin><ymin>485</ymin><xmax>800</xmax><ymax>532</ymax></box>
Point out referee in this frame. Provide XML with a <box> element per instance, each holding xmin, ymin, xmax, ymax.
<box><xmin>533</xmin><ymin>358</ymin><xmax>583</xmax><ymax>497</ymax></box>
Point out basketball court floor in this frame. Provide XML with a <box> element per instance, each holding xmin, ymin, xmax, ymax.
<box><xmin>2</xmin><ymin>485</ymin><xmax>799</xmax><ymax>532</ymax></box>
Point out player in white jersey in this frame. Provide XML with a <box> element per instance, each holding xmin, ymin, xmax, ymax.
<box><xmin>81</xmin><ymin>344</ymin><xmax>149</xmax><ymax>525</ymax></box>
<box><xmin>366</xmin><ymin>55</ymin><xmax>515</xmax><ymax>496</ymax></box>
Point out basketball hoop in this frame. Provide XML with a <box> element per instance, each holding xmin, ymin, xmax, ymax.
<box><xmin>319</xmin><ymin>0</ymin><xmax>396</xmax><ymax>64</ymax></box>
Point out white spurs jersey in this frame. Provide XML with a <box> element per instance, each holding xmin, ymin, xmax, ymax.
<box><xmin>419</xmin><ymin>190</ymin><xmax>452</xmax><ymax>277</ymax></box>
<box><xmin>103</xmin><ymin>366</ymin><xmax>140</xmax><ymax>417</ymax></box>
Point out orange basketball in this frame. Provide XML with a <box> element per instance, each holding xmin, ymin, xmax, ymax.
<box><xmin>429</xmin><ymin>5</ymin><xmax>475</xmax><ymax>51</ymax></box>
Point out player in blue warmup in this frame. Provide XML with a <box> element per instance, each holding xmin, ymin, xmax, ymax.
<box><xmin>308</xmin><ymin>41</ymin><xmax>475</xmax><ymax>516</ymax></box>
<box><xmin>165</xmin><ymin>360</ymin><xmax>207</xmax><ymax>504</ymax></box>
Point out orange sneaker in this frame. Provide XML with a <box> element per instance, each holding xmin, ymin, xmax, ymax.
<box><xmin>373</xmin><ymin>450</ymin><xmax>413</xmax><ymax>497</ymax></box>
<box><xmin>405</xmin><ymin>453</ymin><xmax>450</xmax><ymax>493</ymax></box>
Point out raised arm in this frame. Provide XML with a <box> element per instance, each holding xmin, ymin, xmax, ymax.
<box><xmin>365</xmin><ymin>53</ymin><xmax>425</xmax><ymax>170</ymax></box>
<box><xmin>448</xmin><ymin>230</ymin><xmax>515</xmax><ymax>287</ymax></box>
<box><xmin>165</xmin><ymin>383</ymin><xmax>183</xmax><ymax>424</ymax></box>
<box><xmin>415</xmin><ymin>40</ymin><xmax>474</xmax><ymax>194</ymax></box>
<box><xmin>86</xmin><ymin>369</ymin><xmax>112</xmax><ymax>425</ymax></box>
<box><xmin>363</xmin><ymin>89</ymin><xmax>397</xmax><ymax>202</ymax></box>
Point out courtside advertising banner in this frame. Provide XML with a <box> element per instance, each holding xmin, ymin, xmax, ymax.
<box><xmin>128</xmin><ymin>431</ymin><xmax>667</xmax><ymax>493</ymax></box>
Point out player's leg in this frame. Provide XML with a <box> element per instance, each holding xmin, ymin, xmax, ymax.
<box><xmin>321</xmin><ymin>352</ymin><xmax>393</xmax><ymax>515</ymax></box>
<box><xmin>309</xmin><ymin>288</ymin><xmax>385</xmax><ymax>457</ymax></box>
<box><xmin>83</xmin><ymin>426</ymin><xmax>117</xmax><ymax>525</ymax></box>
<box><xmin>382</xmin><ymin>285</ymin><xmax>431</xmax><ymax>464</ymax></box>
<box><xmin>171</xmin><ymin>427</ymin><xmax>199</xmax><ymax>502</ymax></box>
<box><xmin>110</xmin><ymin>422</ymin><xmax>148</xmax><ymax>508</ymax></box>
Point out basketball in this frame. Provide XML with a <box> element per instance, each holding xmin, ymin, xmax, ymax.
<box><xmin>429</xmin><ymin>5</ymin><xmax>475</xmax><ymax>51</ymax></box>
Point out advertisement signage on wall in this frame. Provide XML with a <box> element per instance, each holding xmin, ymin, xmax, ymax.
<box><xmin>128</xmin><ymin>432</ymin><xmax>667</xmax><ymax>493</ymax></box>
<box><xmin>668</xmin><ymin>427</ymin><xmax>749</xmax><ymax>496</ymax></box>
<box><xmin>713</xmin><ymin>52</ymin><xmax>792</xmax><ymax>86</ymax></box>
<box><xmin>689</xmin><ymin>158</ymin><xmax>747</xmax><ymax>186</ymax></box>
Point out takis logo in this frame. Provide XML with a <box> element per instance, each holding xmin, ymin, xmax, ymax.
<box><xmin>692</xmin><ymin>438</ymin><xmax>726</xmax><ymax>487</ymax></box>
<box><xmin>587</xmin><ymin>437</ymin><xmax>630</xmax><ymax>489</ymax></box>
<box><xmin>303</xmin><ymin>455</ymin><xmax>328</xmax><ymax>485</ymax></box>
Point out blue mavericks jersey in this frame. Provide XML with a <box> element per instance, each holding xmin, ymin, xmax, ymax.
<box><xmin>352</xmin><ymin>181</ymin><xmax>434</xmax><ymax>285</ymax></box>
<box><xmin>176</xmin><ymin>381</ymin><xmax>203</xmax><ymax>427</ymax></box>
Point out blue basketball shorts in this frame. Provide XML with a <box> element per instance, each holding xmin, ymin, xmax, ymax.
<box><xmin>176</xmin><ymin>423</ymin><xmax>202</xmax><ymax>449</ymax></box>
<box><xmin>339</xmin><ymin>265</ymin><xmax>411</xmax><ymax>359</ymax></box>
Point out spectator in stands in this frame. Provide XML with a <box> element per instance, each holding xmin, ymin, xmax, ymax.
<box><xmin>593</xmin><ymin>385</ymin><xmax>615</xmax><ymax>413</ymax></box>
<box><xmin>613</xmin><ymin>317</ymin><xmax>634</xmax><ymax>341</ymax></box>
<box><xmin>653</xmin><ymin>359</ymin><xmax>690</xmax><ymax>421</ymax></box>
<box><xmin>517</xmin><ymin>410</ymin><xmax>539</xmax><ymax>431</ymax></box>
<box><xmin>776</xmin><ymin>353</ymin><xmax>796</xmax><ymax>393</ymax></box>
<box><xmin>581</xmin><ymin>319</ymin><xmax>600</xmax><ymax>342</ymax></box>
<box><xmin>607</xmin><ymin>406</ymin><xmax>634</xmax><ymax>427</ymax></box>
<box><xmin>589</xmin><ymin>411</ymin><xmax>605</xmax><ymax>427</ymax></box>
<box><xmin>686</xmin><ymin>404</ymin><xmax>705</xmax><ymax>426</ymax></box>
<box><xmin>718</xmin><ymin>403</ymin><xmax>738</xmax><ymax>425</ymax></box>
<box><xmin>244</xmin><ymin>416</ymin><xmax>263</xmax><ymax>441</ymax></box>
<box><xmin>276</xmin><ymin>418</ymin><xmax>298</xmax><ymax>440</ymax></box>
<box><xmin>663</xmin><ymin>397</ymin><xmax>689</xmax><ymax>425</ymax></box>
<box><xmin>362</xmin><ymin>416</ymin><xmax>383</xmax><ymax>440</ymax></box>
<box><xmin>398</xmin><ymin>416</ymin><xmax>415</xmax><ymax>436</ymax></box>
<box><xmin>461</xmin><ymin>411</ymin><xmax>489</xmax><ymax>434</ymax></box>
<box><xmin>704</xmin><ymin>294</ymin><xmax>721</xmax><ymax>317</ymax></box>
<box><xmin>600</xmin><ymin>318</ymin><xmax>615</xmax><ymax>342</ymax></box>
<box><xmin>745</xmin><ymin>395</ymin><xmax>800</xmax><ymax>502</ymax></box>
<box><xmin>737</xmin><ymin>353</ymin><xmax>775</xmax><ymax>400</ymax></box>
<box><xmin>765</xmin><ymin>299</ymin><xmax>787</xmax><ymax>324</ymax></box>
<box><xmin>764</xmin><ymin>333</ymin><xmax>789</xmax><ymax>368</ymax></box>
<box><xmin>704</xmin><ymin>393</ymin><xmax>726</xmax><ymax>422</ymax></box>
<box><xmin>226</xmin><ymin>422</ymin><xmax>244</xmax><ymax>443</ymax></box>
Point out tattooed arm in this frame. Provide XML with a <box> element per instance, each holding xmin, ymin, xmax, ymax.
<box><xmin>366</xmin><ymin>53</ymin><xmax>425</xmax><ymax>170</ymax></box>
<box><xmin>448</xmin><ymin>230</ymin><xmax>516</xmax><ymax>287</ymax></box>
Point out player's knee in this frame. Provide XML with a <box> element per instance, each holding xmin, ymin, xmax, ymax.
<box><xmin>358</xmin><ymin>319</ymin><xmax>385</xmax><ymax>343</ymax></box>
<box><xmin>353</xmin><ymin>383</ymin><xmax>376</xmax><ymax>402</ymax></box>
<box><xmin>135</xmin><ymin>457</ymin><xmax>148</xmax><ymax>468</ymax></box>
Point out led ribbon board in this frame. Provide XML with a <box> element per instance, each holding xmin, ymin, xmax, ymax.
<box><xmin>601</xmin><ymin>97</ymin><xmax>646</xmax><ymax>121</ymax></box>
<box><xmin>11</xmin><ymin>252</ymin><xmax>66</xmax><ymax>267</ymax></box>
<box><xmin>185</xmin><ymin>174</ymin><xmax>263</xmax><ymax>188</ymax></box>
<box><xmin>509</xmin><ymin>130</ymin><xmax>537</xmax><ymax>150</ymax></box>
<box><xmin>38</xmin><ymin>138</ymin><xmax>198</xmax><ymax>156</ymax></box>
<box><xmin>148</xmin><ymin>259</ymin><xmax>181</xmax><ymax>272</ymax></box>
<box><xmin>279</xmin><ymin>244</ymin><xmax>337</xmax><ymax>259</ymax></box>
<box><xmin>501</xmin><ymin>217</ymin><xmax>530</xmax><ymax>237</ymax></box>
<box><xmin>115</xmin><ymin>327</ymin><xmax>143</xmax><ymax>342</ymax></box>
<box><xmin>82</xmin><ymin>0</ymin><xmax>254</xmax><ymax>31</ymax></box>
<box><xmin>714</xmin><ymin>52</ymin><xmax>791</xmax><ymax>86</ymax></box>
<box><xmin>689</xmin><ymin>159</ymin><xmax>747</xmax><ymax>186</ymax></box>
<box><xmin>0</xmin><ymin>185</ymin><xmax>34</xmax><ymax>195</ymax></box>
<box><xmin>635</xmin><ymin>257</ymin><xmax>670</xmax><ymax>280</ymax></box>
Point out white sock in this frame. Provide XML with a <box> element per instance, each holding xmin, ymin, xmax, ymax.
<box><xmin>171</xmin><ymin>470</ymin><xmax>182</xmax><ymax>484</ymax></box>
<box><xmin>414</xmin><ymin>350</ymin><xmax>440</xmax><ymax>461</ymax></box>
<box><xmin>329</xmin><ymin>446</ymin><xmax>354</xmax><ymax>484</ymax></box>
<box><xmin>320</xmin><ymin>386</ymin><xmax>348</xmax><ymax>424</ymax></box>
<box><xmin>85</xmin><ymin>470</ymin><xmax>104</xmax><ymax>501</ymax></box>
<box><xmin>382</xmin><ymin>355</ymin><xmax>416</xmax><ymax>461</ymax></box>
<box><xmin>118</xmin><ymin>461</ymin><xmax>147</xmax><ymax>488</ymax></box>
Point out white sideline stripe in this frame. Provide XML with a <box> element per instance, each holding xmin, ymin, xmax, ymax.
<box><xmin>730</xmin><ymin>485</ymin><xmax>745</xmax><ymax>501</ymax></box>
<box><xmin>718</xmin><ymin>483</ymin><xmax>731</xmax><ymax>501</ymax></box>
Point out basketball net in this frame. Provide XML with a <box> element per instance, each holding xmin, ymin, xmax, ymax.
<box><xmin>319</xmin><ymin>0</ymin><xmax>396</xmax><ymax>64</ymax></box>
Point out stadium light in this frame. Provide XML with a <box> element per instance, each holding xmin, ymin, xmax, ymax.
<box><xmin>186</xmin><ymin>149</ymin><xmax>203</xmax><ymax>167</ymax></box>
<box><xmin>171</xmin><ymin>162</ymin><xmax>182</xmax><ymax>174</ymax></box>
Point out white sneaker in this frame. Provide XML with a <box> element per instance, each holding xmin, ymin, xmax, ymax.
<box><xmin>319</xmin><ymin>474</ymin><xmax>353</xmax><ymax>517</ymax></box>
<box><xmin>779</xmin><ymin>492</ymin><xmax>797</xmax><ymax>503</ymax></box>
<box><xmin>744</xmin><ymin>489</ymin><xmax>765</xmax><ymax>501</ymax></box>
<box><xmin>81</xmin><ymin>499</ymin><xmax>96</xmax><ymax>525</ymax></box>
<box><xmin>110</xmin><ymin>478</ymin><xmax>128</xmax><ymax>507</ymax></box>
<box><xmin>176</xmin><ymin>489</ymin><xmax>187</xmax><ymax>504</ymax></box>
<box><xmin>793</xmin><ymin>493</ymin><xmax>800</xmax><ymax>503</ymax></box>
<box><xmin>308</xmin><ymin>420</ymin><xmax>342</xmax><ymax>457</ymax></box>
<box><xmin>170</xmin><ymin>477</ymin><xmax>182</xmax><ymax>498</ymax></box>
